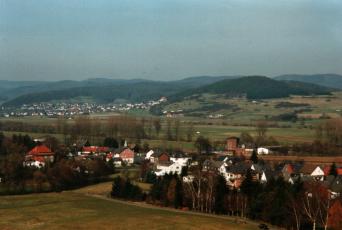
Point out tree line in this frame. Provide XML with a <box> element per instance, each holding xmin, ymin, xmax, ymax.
<box><xmin>0</xmin><ymin>133</ymin><xmax>114</xmax><ymax>195</ymax></box>
<box><xmin>111</xmin><ymin>165</ymin><xmax>342</xmax><ymax>230</ymax></box>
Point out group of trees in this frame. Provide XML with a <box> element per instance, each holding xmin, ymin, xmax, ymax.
<box><xmin>111</xmin><ymin>176</ymin><xmax>144</xmax><ymax>201</ymax></box>
<box><xmin>149</xmin><ymin>173</ymin><xmax>184</xmax><ymax>208</ymax></box>
<box><xmin>0</xmin><ymin>132</ymin><xmax>114</xmax><ymax>194</ymax></box>
<box><xmin>316</xmin><ymin>117</ymin><xmax>342</xmax><ymax>146</ymax></box>
<box><xmin>0</xmin><ymin>116</ymin><xmax>198</xmax><ymax>149</ymax></box>
<box><xmin>111</xmin><ymin>157</ymin><xmax>342</xmax><ymax>230</ymax></box>
<box><xmin>145</xmin><ymin>169</ymin><xmax>341</xmax><ymax>229</ymax></box>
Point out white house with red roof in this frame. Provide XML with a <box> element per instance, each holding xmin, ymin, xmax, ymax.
<box><xmin>119</xmin><ymin>148</ymin><xmax>135</xmax><ymax>165</ymax></box>
<box><xmin>25</xmin><ymin>145</ymin><xmax>55</xmax><ymax>168</ymax></box>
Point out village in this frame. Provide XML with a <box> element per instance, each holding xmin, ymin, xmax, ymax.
<box><xmin>0</xmin><ymin>97</ymin><xmax>167</xmax><ymax>118</ymax></box>
<box><xmin>23</xmin><ymin>136</ymin><xmax>342</xmax><ymax>197</ymax></box>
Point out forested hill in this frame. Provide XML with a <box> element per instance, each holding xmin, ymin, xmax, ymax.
<box><xmin>170</xmin><ymin>76</ymin><xmax>334</xmax><ymax>101</ymax></box>
<box><xmin>1</xmin><ymin>82</ymin><xmax>183</xmax><ymax>107</ymax></box>
<box><xmin>274</xmin><ymin>74</ymin><xmax>342</xmax><ymax>89</ymax></box>
<box><xmin>0</xmin><ymin>76</ymin><xmax>240</xmax><ymax>107</ymax></box>
<box><xmin>1</xmin><ymin>75</ymin><xmax>336</xmax><ymax>107</ymax></box>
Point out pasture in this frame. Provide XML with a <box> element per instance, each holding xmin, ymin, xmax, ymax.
<box><xmin>0</xmin><ymin>185</ymin><xmax>261</xmax><ymax>230</ymax></box>
<box><xmin>1</xmin><ymin>93</ymin><xmax>341</xmax><ymax>151</ymax></box>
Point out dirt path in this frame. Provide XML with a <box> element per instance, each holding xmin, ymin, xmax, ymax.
<box><xmin>79</xmin><ymin>192</ymin><xmax>282</xmax><ymax>230</ymax></box>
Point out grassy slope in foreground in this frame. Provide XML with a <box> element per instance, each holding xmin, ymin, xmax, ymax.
<box><xmin>0</xmin><ymin>192</ymin><xmax>260</xmax><ymax>230</ymax></box>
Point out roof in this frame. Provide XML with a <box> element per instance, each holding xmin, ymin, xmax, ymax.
<box><xmin>27</xmin><ymin>145</ymin><xmax>53</xmax><ymax>156</ymax></box>
<box><xmin>82</xmin><ymin>146</ymin><xmax>109</xmax><ymax>153</ymax></box>
<box><xmin>282</xmin><ymin>164</ymin><xmax>294</xmax><ymax>174</ymax></box>
<box><xmin>120</xmin><ymin>148</ymin><xmax>135</xmax><ymax>157</ymax></box>
<box><xmin>299</xmin><ymin>164</ymin><xmax>322</xmax><ymax>175</ymax></box>
<box><xmin>323</xmin><ymin>165</ymin><xmax>342</xmax><ymax>176</ymax></box>
<box><xmin>151</xmin><ymin>152</ymin><xmax>169</xmax><ymax>158</ymax></box>
<box><xmin>203</xmin><ymin>159</ymin><xmax>224</xmax><ymax>169</ymax></box>
<box><xmin>227</xmin><ymin>162</ymin><xmax>250</xmax><ymax>174</ymax></box>
<box><xmin>330</xmin><ymin>175</ymin><xmax>342</xmax><ymax>193</ymax></box>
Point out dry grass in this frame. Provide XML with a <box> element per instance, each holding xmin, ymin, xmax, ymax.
<box><xmin>0</xmin><ymin>191</ymin><xmax>260</xmax><ymax>230</ymax></box>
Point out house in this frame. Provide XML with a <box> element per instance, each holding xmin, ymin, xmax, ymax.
<box><xmin>226</xmin><ymin>136</ymin><xmax>253</xmax><ymax>157</ymax></box>
<box><xmin>155</xmin><ymin>161</ymin><xmax>184</xmax><ymax>176</ymax></box>
<box><xmin>113</xmin><ymin>157</ymin><xmax>123</xmax><ymax>167</ymax></box>
<box><xmin>323</xmin><ymin>165</ymin><xmax>342</xmax><ymax>176</ymax></box>
<box><xmin>223</xmin><ymin>162</ymin><xmax>250</xmax><ymax>188</ymax></box>
<box><xmin>150</xmin><ymin>152</ymin><xmax>170</xmax><ymax>164</ymax></box>
<box><xmin>250</xmin><ymin>163</ymin><xmax>272</xmax><ymax>183</ymax></box>
<box><xmin>226</xmin><ymin>137</ymin><xmax>239</xmax><ymax>153</ymax></box>
<box><xmin>81</xmin><ymin>146</ymin><xmax>109</xmax><ymax>156</ymax></box>
<box><xmin>202</xmin><ymin>159</ymin><xmax>226</xmax><ymax>172</ymax></box>
<box><xmin>145</xmin><ymin>150</ymin><xmax>154</xmax><ymax>160</ymax></box>
<box><xmin>119</xmin><ymin>148</ymin><xmax>135</xmax><ymax>165</ymax></box>
<box><xmin>310</xmin><ymin>166</ymin><xmax>325</xmax><ymax>181</ymax></box>
<box><xmin>281</xmin><ymin>163</ymin><xmax>295</xmax><ymax>181</ymax></box>
<box><xmin>170</xmin><ymin>154</ymin><xmax>191</xmax><ymax>167</ymax></box>
<box><xmin>257</xmin><ymin>147</ymin><xmax>270</xmax><ymax>155</ymax></box>
<box><xmin>25</xmin><ymin>145</ymin><xmax>54</xmax><ymax>168</ymax></box>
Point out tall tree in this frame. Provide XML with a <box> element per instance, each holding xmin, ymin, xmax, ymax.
<box><xmin>186</xmin><ymin>123</ymin><xmax>195</xmax><ymax>142</ymax></box>
<box><xmin>214</xmin><ymin>175</ymin><xmax>227</xmax><ymax>214</ymax></box>
<box><xmin>329</xmin><ymin>163</ymin><xmax>338</xmax><ymax>177</ymax></box>
<box><xmin>153</xmin><ymin>118</ymin><xmax>162</xmax><ymax>138</ymax></box>
<box><xmin>103</xmin><ymin>137</ymin><xmax>119</xmax><ymax>148</ymax></box>
<box><xmin>174</xmin><ymin>119</ymin><xmax>181</xmax><ymax>141</ymax></box>
<box><xmin>250</xmin><ymin>149</ymin><xmax>258</xmax><ymax>164</ymax></box>
<box><xmin>255</xmin><ymin>121</ymin><xmax>268</xmax><ymax>146</ymax></box>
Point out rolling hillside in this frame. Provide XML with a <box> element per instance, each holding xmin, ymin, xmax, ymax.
<box><xmin>0</xmin><ymin>76</ymin><xmax>240</xmax><ymax>106</ymax></box>
<box><xmin>170</xmin><ymin>76</ymin><xmax>334</xmax><ymax>102</ymax></box>
<box><xmin>274</xmin><ymin>74</ymin><xmax>342</xmax><ymax>89</ymax></box>
<box><xmin>0</xmin><ymin>75</ymin><xmax>337</xmax><ymax>107</ymax></box>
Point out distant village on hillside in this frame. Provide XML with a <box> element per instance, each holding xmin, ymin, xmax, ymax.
<box><xmin>0</xmin><ymin>97</ymin><xmax>167</xmax><ymax>118</ymax></box>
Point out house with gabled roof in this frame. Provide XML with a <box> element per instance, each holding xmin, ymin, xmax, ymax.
<box><xmin>150</xmin><ymin>152</ymin><xmax>170</xmax><ymax>164</ymax></box>
<box><xmin>25</xmin><ymin>144</ymin><xmax>54</xmax><ymax>168</ymax></box>
<box><xmin>119</xmin><ymin>148</ymin><xmax>135</xmax><ymax>165</ymax></box>
<box><xmin>311</xmin><ymin>166</ymin><xmax>325</xmax><ymax>181</ymax></box>
<box><xmin>155</xmin><ymin>161</ymin><xmax>184</xmax><ymax>177</ymax></box>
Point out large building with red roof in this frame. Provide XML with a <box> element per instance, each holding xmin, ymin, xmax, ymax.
<box><xmin>25</xmin><ymin>145</ymin><xmax>55</xmax><ymax>168</ymax></box>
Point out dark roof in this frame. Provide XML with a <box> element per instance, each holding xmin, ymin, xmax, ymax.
<box><xmin>330</xmin><ymin>175</ymin><xmax>342</xmax><ymax>193</ymax></box>
<box><xmin>151</xmin><ymin>152</ymin><xmax>169</xmax><ymax>158</ymax></box>
<box><xmin>227</xmin><ymin>162</ymin><xmax>250</xmax><ymax>174</ymax></box>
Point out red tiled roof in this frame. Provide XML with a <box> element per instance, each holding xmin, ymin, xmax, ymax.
<box><xmin>120</xmin><ymin>148</ymin><xmax>135</xmax><ymax>158</ymax></box>
<box><xmin>338</xmin><ymin>168</ymin><xmax>342</xmax><ymax>175</ymax></box>
<box><xmin>324</xmin><ymin>165</ymin><xmax>342</xmax><ymax>176</ymax></box>
<box><xmin>283</xmin><ymin>164</ymin><xmax>294</xmax><ymax>174</ymax></box>
<box><xmin>82</xmin><ymin>146</ymin><xmax>109</xmax><ymax>153</ymax></box>
<box><xmin>27</xmin><ymin>145</ymin><xmax>54</xmax><ymax>156</ymax></box>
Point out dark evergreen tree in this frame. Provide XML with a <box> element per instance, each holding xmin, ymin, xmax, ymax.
<box><xmin>103</xmin><ymin>137</ymin><xmax>119</xmax><ymax>148</ymax></box>
<box><xmin>329</xmin><ymin>162</ymin><xmax>338</xmax><ymax>176</ymax></box>
<box><xmin>174</xmin><ymin>177</ymin><xmax>183</xmax><ymax>208</ymax></box>
<box><xmin>84</xmin><ymin>140</ymin><xmax>91</xmax><ymax>147</ymax></box>
<box><xmin>214</xmin><ymin>175</ymin><xmax>228</xmax><ymax>214</ymax></box>
<box><xmin>250</xmin><ymin>148</ymin><xmax>258</xmax><ymax>164</ymax></box>
<box><xmin>111</xmin><ymin>176</ymin><xmax>123</xmax><ymax>197</ymax></box>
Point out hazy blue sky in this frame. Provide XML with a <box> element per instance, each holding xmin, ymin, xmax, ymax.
<box><xmin>1</xmin><ymin>0</ymin><xmax>342</xmax><ymax>81</ymax></box>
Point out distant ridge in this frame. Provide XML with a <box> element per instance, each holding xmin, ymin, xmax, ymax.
<box><xmin>170</xmin><ymin>76</ymin><xmax>334</xmax><ymax>101</ymax></box>
<box><xmin>0</xmin><ymin>75</ymin><xmax>337</xmax><ymax>106</ymax></box>
<box><xmin>274</xmin><ymin>74</ymin><xmax>342</xmax><ymax>89</ymax></box>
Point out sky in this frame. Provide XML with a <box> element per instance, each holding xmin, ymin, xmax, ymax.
<box><xmin>0</xmin><ymin>0</ymin><xmax>342</xmax><ymax>81</ymax></box>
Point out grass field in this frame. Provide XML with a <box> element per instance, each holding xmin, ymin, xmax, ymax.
<box><xmin>2</xmin><ymin>92</ymin><xmax>341</xmax><ymax>150</ymax></box>
<box><xmin>0</xmin><ymin>182</ymin><xmax>263</xmax><ymax>230</ymax></box>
